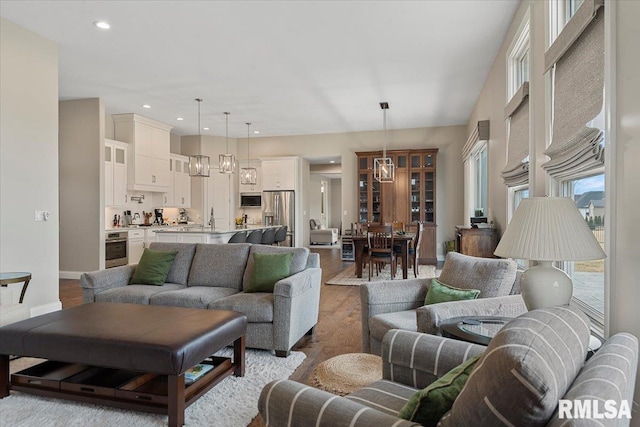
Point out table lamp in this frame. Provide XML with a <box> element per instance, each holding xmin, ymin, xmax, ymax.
<box><xmin>494</xmin><ymin>197</ymin><xmax>606</xmax><ymax>310</ymax></box>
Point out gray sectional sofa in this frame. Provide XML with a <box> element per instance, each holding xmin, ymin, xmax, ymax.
<box><xmin>80</xmin><ymin>242</ymin><xmax>322</xmax><ymax>357</ymax></box>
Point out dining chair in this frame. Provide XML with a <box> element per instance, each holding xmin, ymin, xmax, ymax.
<box><xmin>395</xmin><ymin>222</ymin><xmax>424</xmax><ymax>278</ymax></box>
<box><xmin>365</xmin><ymin>224</ymin><xmax>396</xmax><ymax>281</ymax></box>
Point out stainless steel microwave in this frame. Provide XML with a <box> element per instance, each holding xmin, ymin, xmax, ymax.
<box><xmin>240</xmin><ymin>193</ymin><xmax>262</xmax><ymax>207</ymax></box>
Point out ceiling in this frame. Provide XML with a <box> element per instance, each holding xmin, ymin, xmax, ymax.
<box><xmin>0</xmin><ymin>1</ymin><xmax>518</xmax><ymax>138</ymax></box>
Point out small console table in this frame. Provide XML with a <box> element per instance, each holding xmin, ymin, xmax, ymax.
<box><xmin>0</xmin><ymin>272</ymin><xmax>31</xmax><ymax>303</ymax></box>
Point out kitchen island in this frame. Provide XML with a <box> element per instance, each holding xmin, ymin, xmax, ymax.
<box><xmin>155</xmin><ymin>225</ymin><xmax>279</xmax><ymax>244</ymax></box>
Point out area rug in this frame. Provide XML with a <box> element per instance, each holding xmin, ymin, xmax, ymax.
<box><xmin>1</xmin><ymin>348</ymin><xmax>305</xmax><ymax>427</ymax></box>
<box><xmin>326</xmin><ymin>264</ymin><xmax>437</xmax><ymax>285</ymax></box>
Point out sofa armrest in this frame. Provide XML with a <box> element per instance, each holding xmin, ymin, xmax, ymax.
<box><xmin>272</xmin><ymin>268</ymin><xmax>322</xmax><ymax>352</ymax></box>
<box><xmin>80</xmin><ymin>265</ymin><xmax>136</xmax><ymax>303</ymax></box>
<box><xmin>416</xmin><ymin>294</ymin><xmax>527</xmax><ymax>335</ymax></box>
<box><xmin>381</xmin><ymin>329</ymin><xmax>485</xmax><ymax>389</ymax></box>
<box><xmin>259</xmin><ymin>380</ymin><xmax>420</xmax><ymax>427</ymax></box>
<box><xmin>360</xmin><ymin>279</ymin><xmax>429</xmax><ymax>353</ymax></box>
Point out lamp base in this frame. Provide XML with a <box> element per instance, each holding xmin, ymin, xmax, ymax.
<box><xmin>521</xmin><ymin>261</ymin><xmax>573</xmax><ymax>310</ymax></box>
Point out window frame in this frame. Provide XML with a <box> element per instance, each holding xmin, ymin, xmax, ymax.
<box><xmin>507</xmin><ymin>10</ymin><xmax>531</xmax><ymax>100</ymax></box>
<box><xmin>472</xmin><ymin>142</ymin><xmax>488</xmax><ymax>217</ymax></box>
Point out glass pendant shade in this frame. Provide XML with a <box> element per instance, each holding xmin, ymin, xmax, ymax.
<box><xmin>189</xmin><ymin>155</ymin><xmax>210</xmax><ymax>177</ymax></box>
<box><xmin>240</xmin><ymin>167</ymin><xmax>257</xmax><ymax>185</ymax></box>
<box><xmin>375</xmin><ymin>102</ymin><xmax>395</xmax><ymax>183</ymax></box>
<box><xmin>219</xmin><ymin>111</ymin><xmax>236</xmax><ymax>174</ymax></box>
<box><xmin>189</xmin><ymin>99</ymin><xmax>210</xmax><ymax>177</ymax></box>
<box><xmin>374</xmin><ymin>157</ymin><xmax>395</xmax><ymax>183</ymax></box>
<box><xmin>240</xmin><ymin>122</ymin><xmax>257</xmax><ymax>185</ymax></box>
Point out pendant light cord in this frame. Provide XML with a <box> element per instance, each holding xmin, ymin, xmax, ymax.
<box><xmin>383</xmin><ymin>108</ymin><xmax>387</xmax><ymax>158</ymax></box>
<box><xmin>225</xmin><ymin>112</ymin><xmax>230</xmax><ymax>153</ymax></box>
<box><xmin>246</xmin><ymin>123</ymin><xmax>251</xmax><ymax>161</ymax></box>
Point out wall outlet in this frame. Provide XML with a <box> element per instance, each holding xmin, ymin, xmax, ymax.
<box><xmin>34</xmin><ymin>210</ymin><xmax>51</xmax><ymax>221</ymax></box>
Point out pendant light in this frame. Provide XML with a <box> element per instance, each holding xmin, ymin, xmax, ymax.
<box><xmin>219</xmin><ymin>112</ymin><xmax>236</xmax><ymax>174</ymax></box>
<box><xmin>374</xmin><ymin>102</ymin><xmax>395</xmax><ymax>183</ymax></box>
<box><xmin>240</xmin><ymin>122</ymin><xmax>257</xmax><ymax>185</ymax></box>
<box><xmin>188</xmin><ymin>98</ymin><xmax>210</xmax><ymax>177</ymax></box>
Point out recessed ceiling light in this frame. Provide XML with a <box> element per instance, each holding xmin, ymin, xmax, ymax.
<box><xmin>176</xmin><ymin>117</ymin><xmax>184</xmax><ymax>121</ymax></box>
<box><xmin>203</xmin><ymin>127</ymin><xmax>209</xmax><ymax>131</ymax></box>
<box><xmin>94</xmin><ymin>21</ymin><xmax>111</xmax><ymax>30</ymax></box>
<box><xmin>253</xmin><ymin>130</ymin><xmax>260</xmax><ymax>134</ymax></box>
<box><xmin>330</xmin><ymin>160</ymin><xmax>336</xmax><ymax>164</ymax></box>
<box><xmin>142</xmin><ymin>104</ymin><xmax>151</xmax><ymax>109</ymax></box>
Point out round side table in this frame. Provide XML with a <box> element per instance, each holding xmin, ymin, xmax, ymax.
<box><xmin>440</xmin><ymin>316</ymin><xmax>512</xmax><ymax>346</ymax></box>
<box><xmin>0</xmin><ymin>272</ymin><xmax>31</xmax><ymax>303</ymax></box>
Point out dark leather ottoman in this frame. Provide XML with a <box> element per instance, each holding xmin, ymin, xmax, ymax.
<box><xmin>0</xmin><ymin>303</ymin><xmax>247</xmax><ymax>427</ymax></box>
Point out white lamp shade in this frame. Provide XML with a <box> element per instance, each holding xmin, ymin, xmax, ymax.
<box><xmin>494</xmin><ymin>197</ymin><xmax>606</xmax><ymax>261</ymax></box>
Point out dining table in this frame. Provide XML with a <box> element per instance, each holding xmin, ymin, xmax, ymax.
<box><xmin>351</xmin><ymin>233</ymin><xmax>415</xmax><ymax>280</ymax></box>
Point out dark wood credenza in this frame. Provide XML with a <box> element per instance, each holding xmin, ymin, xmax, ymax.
<box><xmin>455</xmin><ymin>226</ymin><xmax>497</xmax><ymax>258</ymax></box>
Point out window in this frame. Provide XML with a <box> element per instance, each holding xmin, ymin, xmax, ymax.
<box><xmin>473</xmin><ymin>144</ymin><xmax>488</xmax><ymax>217</ymax></box>
<box><xmin>560</xmin><ymin>173</ymin><xmax>605</xmax><ymax>322</ymax></box>
<box><xmin>549</xmin><ymin>0</ymin><xmax>586</xmax><ymax>45</ymax></box>
<box><xmin>507</xmin><ymin>13</ymin><xmax>530</xmax><ymax>99</ymax></box>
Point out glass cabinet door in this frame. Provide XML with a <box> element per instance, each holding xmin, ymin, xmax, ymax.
<box><xmin>371</xmin><ymin>178</ymin><xmax>381</xmax><ymax>223</ymax></box>
<box><xmin>359</xmin><ymin>173</ymin><xmax>369</xmax><ymax>223</ymax></box>
<box><xmin>424</xmin><ymin>171</ymin><xmax>435</xmax><ymax>223</ymax></box>
<box><xmin>411</xmin><ymin>172</ymin><xmax>421</xmax><ymax>223</ymax></box>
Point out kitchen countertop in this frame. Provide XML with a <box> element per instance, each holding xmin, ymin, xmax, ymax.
<box><xmin>155</xmin><ymin>225</ymin><xmax>276</xmax><ymax>234</ymax></box>
<box><xmin>105</xmin><ymin>224</ymin><xmax>200</xmax><ymax>232</ymax></box>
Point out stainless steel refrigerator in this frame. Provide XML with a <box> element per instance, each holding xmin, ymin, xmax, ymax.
<box><xmin>262</xmin><ymin>190</ymin><xmax>295</xmax><ymax>247</ymax></box>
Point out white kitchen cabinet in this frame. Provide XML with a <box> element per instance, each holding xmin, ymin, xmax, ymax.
<box><xmin>104</xmin><ymin>139</ymin><xmax>128</xmax><ymax>207</ymax></box>
<box><xmin>128</xmin><ymin>229</ymin><xmax>145</xmax><ymax>264</ymax></box>
<box><xmin>112</xmin><ymin>114</ymin><xmax>172</xmax><ymax>192</ymax></box>
<box><xmin>160</xmin><ymin>155</ymin><xmax>191</xmax><ymax>207</ymax></box>
<box><xmin>261</xmin><ymin>157</ymin><xmax>298</xmax><ymax>191</ymax></box>
<box><xmin>207</xmin><ymin>171</ymin><xmax>231</xmax><ymax>230</ymax></box>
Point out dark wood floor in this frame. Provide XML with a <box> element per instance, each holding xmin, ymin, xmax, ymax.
<box><xmin>59</xmin><ymin>248</ymin><xmax>360</xmax><ymax>427</ymax></box>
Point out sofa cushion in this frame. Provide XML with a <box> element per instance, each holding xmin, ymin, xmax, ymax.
<box><xmin>398</xmin><ymin>354</ymin><xmax>482</xmax><ymax>426</ymax></box>
<box><xmin>437</xmin><ymin>252</ymin><xmax>517</xmax><ymax>298</ymax></box>
<box><xmin>424</xmin><ymin>279</ymin><xmax>480</xmax><ymax>305</ymax></box>
<box><xmin>440</xmin><ymin>306</ymin><xmax>590</xmax><ymax>427</ymax></box>
<box><xmin>246</xmin><ymin>252</ymin><xmax>294</xmax><ymax>293</ymax></box>
<box><xmin>242</xmin><ymin>245</ymin><xmax>309</xmax><ymax>291</ymax></box>
<box><xmin>95</xmin><ymin>283</ymin><xmax>186</xmax><ymax>304</ymax></box>
<box><xmin>369</xmin><ymin>310</ymin><xmax>418</xmax><ymax>345</ymax></box>
<box><xmin>345</xmin><ymin>379</ymin><xmax>418</xmax><ymax>416</ymax></box>
<box><xmin>129</xmin><ymin>249</ymin><xmax>178</xmax><ymax>286</ymax></box>
<box><xmin>188</xmin><ymin>243</ymin><xmax>251</xmax><ymax>289</ymax></box>
<box><xmin>149</xmin><ymin>242</ymin><xmax>197</xmax><ymax>286</ymax></box>
<box><xmin>149</xmin><ymin>286</ymin><xmax>239</xmax><ymax>309</ymax></box>
<box><xmin>208</xmin><ymin>292</ymin><xmax>274</xmax><ymax>323</ymax></box>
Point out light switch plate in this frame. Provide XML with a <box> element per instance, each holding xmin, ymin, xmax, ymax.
<box><xmin>34</xmin><ymin>210</ymin><xmax>44</xmax><ymax>221</ymax></box>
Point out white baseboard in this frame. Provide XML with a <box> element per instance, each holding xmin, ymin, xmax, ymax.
<box><xmin>59</xmin><ymin>271</ymin><xmax>83</xmax><ymax>280</ymax></box>
<box><xmin>30</xmin><ymin>301</ymin><xmax>62</xmax><ymax>317</ymax></box>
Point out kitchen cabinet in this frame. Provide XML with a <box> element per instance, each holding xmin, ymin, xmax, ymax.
<box><xmin>104</xmin><ymin>139</ymin><xmax>128</xmax><ymax>207</ymax></box>
<box><xmin>128</xmin><ymin>229</ymin><xmax>145</xmax><ymax>264</ymax></box>
<box><xmin>356</xmin><ymin>148</ymin><xmax>438</xmax><ymax>265</ymax></box>
<box><xmin>160</xmin><ymin>155</ymin><xmax>191</xmax><ymax>207</ymax></box>
<box><xmin>455</xmin><ymin>226</ymin><xmax>497</xmax><ymax>258</ymax></box>
<box><xmin>112</xmin><ymin>114</ymin><xmax>172</xmax><ymax>192</ymax></box>
<box><xmin>261</xmin><ymin>157</ymin><xmax>298</xmax><ymax>191</ymax></box>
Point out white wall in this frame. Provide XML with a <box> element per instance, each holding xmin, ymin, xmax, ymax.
<box><xmin>0</xmin><ymin>18</ymin><xmax>60</xmax><ymax>315</ymax></box>
<box><xmin>330</xmin><ymin>178</ymin><xmax>342</xmax><ymax>230</ymax></box>
<box><xmin>610</xmin><ymin>0</ymin><xmax>640</xmax><ymax>419</ymax></box>
<box><xmin>308</xmin><ymin>175</ymin><xmax>323</xmax><ymax>225</ymax></box>
<box><xmin>238</xmin><ymin>125</ymin><xmax>466</xmax><ymax>258</ymax></box>
<box><xmin>59</xmin><ymin>99</ymin><xmax>105</xmax><ymax>276</ymax></box>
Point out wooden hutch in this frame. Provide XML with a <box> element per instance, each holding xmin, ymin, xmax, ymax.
<box><xmin>356</xmin><ymin>149</ymin><xmax>438</xmax><ymax>265</ymax></box>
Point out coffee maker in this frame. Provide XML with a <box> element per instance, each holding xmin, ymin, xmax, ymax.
<box><xmin>178</xmin><ymin>208</ymin><xmax>188</xmax><ymax>224</ymax></box>
<box><xmin>154</xmin><ymin>209</ymin><xmax>165</xmax><ymax>225</ymax></box>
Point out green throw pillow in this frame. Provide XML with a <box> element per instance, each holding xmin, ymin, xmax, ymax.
<box><xmin>424</xmin><ymin>278</ymin><xmax>480</xmax><ymax>305</ymax></box>
<box><xmin>129</xmin><ymin>249</ymin><xmax>178</xmax><ymax>286</ymax></box>
<box><xmin>245</xmin><ymin>252</ymin><xmax>294</xmax><ymax>293</ymax></box>
<box><xmin>398</xmin><ymin>353</ymin><xmax>482</xmax><ymax>426</ymax></box>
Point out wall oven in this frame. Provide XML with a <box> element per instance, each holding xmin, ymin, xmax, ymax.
<box><xmin>105</xmin><ymin>231</ymin><xmax>128</xmax><ymax>268</ymax></box>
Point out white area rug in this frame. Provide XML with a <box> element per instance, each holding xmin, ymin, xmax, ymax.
<box><xmin>326</xmin><ymin>264</ymin><xmax>437</xmax><ymax>285</ymax></box>
<box><xmin>1</xmin><ymin>348</ymin><xmax>305</xmax><ymax>427</ymax></box>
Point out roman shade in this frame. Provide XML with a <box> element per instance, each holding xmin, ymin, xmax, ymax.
<box><xmin>461</xmin><ymin>120</ymin><xmax>490</xmax><ymax>161</ymax></box>
<box><xmin>502</xmin><ymin>82</ymin><xmax>529</xmax><ymax>187</ymax></box>
<box><xmin>542</xmin><ymin>2</ymin><xmax>604</xmax><ymax>179</ymax></box>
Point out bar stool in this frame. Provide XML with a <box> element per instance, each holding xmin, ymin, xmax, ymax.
<box><xmin>246</xmin><ymin>229</ymin><xmax>264</xmax><ymax>244</ymax></box>
<box><xmin>262</xmin><ymin>228</ymin><xmax>276</xmax><ymax>245</ymax></box>
<box><xmin>274</xmin><ymin>226</ymin><xmax>288</xmax><ymax>246</ymax></box>
<box><xmin>228</xmin><ymin>231</ymin><xmax>247</xmax><ymax>243</ymax></box>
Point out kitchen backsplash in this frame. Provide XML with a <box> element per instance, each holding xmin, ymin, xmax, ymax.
<box><xmin>105</xmin><ymin>191</ymin><xmax>182</xmax><ymax>228</ymax></box>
